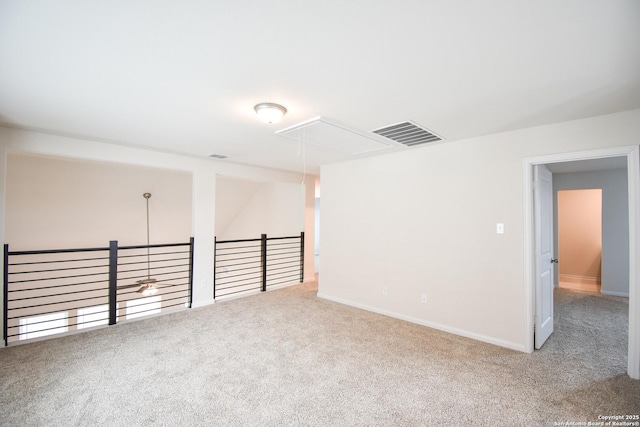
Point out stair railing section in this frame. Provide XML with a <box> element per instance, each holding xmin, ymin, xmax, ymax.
<box><xmin>214</xmin><ymin>232</ymin><xmax>304</xmax><ymax>299</ymax></box>
<box><xmin>3</xmin><ymin>238</ymin><xmax>194</xmax><ymax>346</ymax></box>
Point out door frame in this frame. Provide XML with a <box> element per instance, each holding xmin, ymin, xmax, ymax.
<box><xmin>523</xmin><ymin>145</ymin><xmax>640</xmax><ymax>380</ymax></box>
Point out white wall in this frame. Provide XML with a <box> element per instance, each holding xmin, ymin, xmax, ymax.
<box><xmin>554</xmin><ymin>169</ymin><xmax>629</xmax><ymax>296</ymax></box>
<box><xmin>5</xmin><ymin>153</ymin><xmax>192</xmax><ymax>249</ymax></box>
<box><xmin>215</xmin><ymin>176</ymin><xmax>304</xmax><ymax>240</ymax></box>
<box><xmin>0</xmin><ymin>127</ymin><xmax>316</xmax><ymax>330</ymax></box>
<box><xmin>318</xmin><ymin>109</ymin><xmax>640</xmax><ymax>352</ymax></box>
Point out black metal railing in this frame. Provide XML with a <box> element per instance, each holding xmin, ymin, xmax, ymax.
<box><xmin>3</xmin><ymin>238</ymin><xmax>194</xmax><ymax>345</ymax></box>
<box><xmin>214</xmin><ymin>232</ymin><xmax>304</xmax><ymax>299</ymax></box>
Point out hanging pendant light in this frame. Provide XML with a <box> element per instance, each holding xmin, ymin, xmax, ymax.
<box><xmin>137</xmin><ymin>192</ymin><xmax>158</xmax><ymax>296</ymax></box>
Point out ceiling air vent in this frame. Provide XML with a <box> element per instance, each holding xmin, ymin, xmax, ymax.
<box><xmin>208</xmin><ymin>154</ymin><xmax>228</xmax><ymax>159</ymax></box>
<box><xmin>371</xmin><ymin>121</ymin><xmax>442</xmax><ymax>147</ymax></box>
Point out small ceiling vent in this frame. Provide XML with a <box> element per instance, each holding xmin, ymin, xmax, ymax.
<box><xmin>371</xmin><ymin>121</ymin><xmax>442</xmax><ymax>147</ymax></box>
<box><xmin>208</xmin><ymin>153</ymin><xmax>228</xmax><ymax>159</ymax></box>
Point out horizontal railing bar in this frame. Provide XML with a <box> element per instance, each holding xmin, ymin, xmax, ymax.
<box><xmin>8</xmin><ymin>247</ymin><xmax>109</xmax><ymax>256</ymax></box>
<box><xmin>7</xmin><ymin>294</ymin><xmax>109</xmax><ymax>311</ymax></box>
<box><xmin>267</xmin><ymin>276</ymin><xmax>298</xmax><ymax>284</ymax></box>
<box><xmin>7</xmin><ymin>325</ymin><xmax>72</xmax><ymax>339</ymax></box>
<box><xmin>266</xmin><ymin>243</ymin><xmax>299</xmax><ymax>248</ymax></box>
<box><xmin>6</xmin><ymin>310</ymin><xmax>110</xmax><ymax>328</ymax></box>
<box><xmin>215</xmin><ymin>287</ymin><xmax>260</xmax><ymax>298</ymax></box>
<box><xmin>116</xmin><ymin>289</ymin><xmax>188</xmax><ymax>301</ymax></box>
<box><xmin>267</xmin><ymin>256</ymin><xmax>298</xmax><ymax>262</ymax></box>
<box><xmin>9</xmin><ymin>270</ymin><xmax>109</xmax><ymax>284</ymax></box>
<box><xmin>215</xmin><ymin>244</ymin><xmax>262</xmax><ymax>252</ymax></box>
<box><xmin>155</xmin><ymin>290</ymin><xmax>189</xmax><ymax>300</ymax></box>
<box><xmin>115</xmin><ymin>302</ymin><xmax>187</xmax><ymax>320</ymax></box>
<box><xmin>115</xmin><ymin>280</ymin><xmax>190</xmax><ymax>296</ymax></box>
<box><xmin>217</xmin><ymin>270</ymin><xmax>262</xmax><ymax>280</ymax></box>
<box><xmin>215</xmin><ymin>251</ymin><xmax>261</xmax><ymax>258</ymax></box>
<box><xmin>117</xmin><ymin>269</ymin><xmax>190</xmax><ymax>281</ymax></box>
<box><xmin>217</xmin><ymin>280</ymin><xmax>261</xmax><ymax>290</ymax></box>
<box><xmin>8</xmin><ymin>306</ymin><xmax>107</xmax><ymax>322</ymax></box>
<box><xmin>267</xmin><ymin>270</ymin><xmax>299</xmax><ymax>279</ymax></box>
<box><xmin>212</xmin><ymin>249</ymin><xmax>261</xmax><ymax>257</ymax></box>
<box><xmin>268</xmin><ymin>249</ymin><xmax>299</xmax><ymax>255</ymax></box>
<box><xmin>216</xmin><ymin>283</ymin><xmax>261</xmax><ymax>292</ymax></box>
<box><xmin>8</xmin><ymin>279</ymin><xmax>108</xmax><ymax>292</ymax></box>
<box><xmin>215</xmin><ymin>259</ymin><xmax>261</xmax><ymax>268</ymax></box>
<box><xmin>118</xmin><ymin>242</ymin><xmax>190</xmax><ymax>250</ymax></box>
<box><xmin>117</xmin><ymin>250</ymin><xmax>190</xmax><ymax>259</ymax></box>
<box><xmin>117</xmin><ymin>256</ymin><xmax>190</xmax><ymax>266</ymax></box>
<box><xmin>8</xmin><ymin>264</ymin><xmax>109</xmax><ymax>276</ymax></box>
<box><xmin>215</xmin><ymin>277</ymin><xmax>261</xmax><ymax>284</ymax></box>
<box><xmin>266</xmin><ymin>236</ymin><xmax>301</xmax><ymax>241</ymax></box>
<box><xmin>117</xmin><ymin>262</ymin><xmax>189</xmax><ymax>275</ymax></box>
<box><xmin>267</xmin><ymin>261</ymin><xmax>298</xmax><ymax>269</ymax></box>
<box><xmin>266</xmin><ymin>247</ymin><xmax>298</xmax><ymax>253</ymax></box>
<box><xmin>215</xmin><ymin>276</ymin><xmax>262</xmax><ymax>287</ymax></box>
<box><xmin>6</xmin><ymin>320</ymin><xmax>108</xmax><ymax>337</ymax></box>
<box><xmin>266</xmin><ymin>247</ymin><xmax>299</xmax><ymax>253</ymax></box>
<box><xmin>8</xmin><ymin>256</ymin><xmax>110</xmax><ymax>267</ymax></box>
<box><xmin>8</xmin><ymin>287</ymin><xmax>108</xmax><ymax>303</ymax></box>
<box><xmin>267</xmin><ymin>265</ymin><xmax>299</xmax><ymax>273</ymax></box>
<box><xmin>267</xmin><ymin>277</ymin><xmax>299</xmax><ymax>287</ymax></box>
<box><xmin>214</xmin><ymin>254</ymin><xmax>262</xmax><ymax>262</ymax></box>
<box><xmin>215</xmin><ymin>238</ymin><xmax>262</xmax><ymax>244</ymax></box>
<box><xmin>268</xmin><ymin>255</ymin><xmax>299</xmax><ymax>262</ymax></box>
<box><xmin>215</xmin><ymin>265</ymin><xmax>261</xmax><ymax>274</ymax></box>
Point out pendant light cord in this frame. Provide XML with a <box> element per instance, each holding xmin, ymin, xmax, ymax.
<box><xmin>144</xmin><ymin>193</ymin><xmax>151</xmax><ymax>280</ymax></box>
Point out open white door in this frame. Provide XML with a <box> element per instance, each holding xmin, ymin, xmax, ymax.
<box><xmin>535</xmin><ymin>164</ymin><xmax>555</xmax><ymax>349</ymax></box>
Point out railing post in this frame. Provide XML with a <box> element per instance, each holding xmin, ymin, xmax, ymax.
<box><xmin>108</xmin><ymin>241</ymin><xmax>118</xmax><ymax>326</ymax></box>
<box><xmin>299</xmin><ymin>231</ymin><xmax>305</xmax><ymax>283</ymax></box>
<box><xmin>261</xmin><ymin>234</ymin><xmax>267</xmax><ymax>292</ymax></box>
<box><xmin>188</xmin><ymin>237</ymin><xmax>195</xmax><ymax>308</ymax></box>
<box><xmin>213</xmin><ymin>236</ymin><xmax>217</xmax><ymax>300</ymax></box>
<box><xmin>3</xmin><ymin>244</ymin><xmax>9</xmax><ymax>346</ymax></box>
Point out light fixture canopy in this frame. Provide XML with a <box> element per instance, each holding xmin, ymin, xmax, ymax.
<box><xmin>254</xmin><ymin>102</ymin><xmax>287</xmax><ymax>124</ymax></box>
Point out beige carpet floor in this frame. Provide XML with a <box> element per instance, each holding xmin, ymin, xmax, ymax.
<box><xmin>0</xmin><ymin>282</ymin><xmax>638</xmax><ymax>426</ymax></box>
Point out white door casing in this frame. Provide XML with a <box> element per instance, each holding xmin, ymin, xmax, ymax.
<box><xmin>534</xmin><ymin>164</ymin><xmax>554</xmax><ymax>349</ymax></box>
<box><xmin>523</xmin><ymin>145</ymin><xmax>639</xmax><ymax>379</ymax></box>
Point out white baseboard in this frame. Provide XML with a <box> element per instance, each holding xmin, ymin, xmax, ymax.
<box><xmin>601</xmin><ymin>290</ymin><xmax>629</xmax><ymax>298</ymax></box>
<box><xmin>316</xmin><ymin>292</ymin><xmax>526</xmax><ymax>353</ymax></box>
<box><xmin>191</xmin><ymin>299</ymin><xmax>215</xmax><ymax>308</ymax></box>
<box><xmin>560</xmin><ymin>274</ymin><xmax>600</xmax><ymax>285</ymax></box>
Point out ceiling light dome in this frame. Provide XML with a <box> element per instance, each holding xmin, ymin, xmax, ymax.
<box><xmin>254</xmin><ymin>102</ymin><xmax>287</xmax><ymax>124</ymax></box>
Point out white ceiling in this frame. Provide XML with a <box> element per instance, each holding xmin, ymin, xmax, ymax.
<box><xmin>1</xmin><ymin>1</ymin><xmax>639</xmax><ymax>174</ymax></box>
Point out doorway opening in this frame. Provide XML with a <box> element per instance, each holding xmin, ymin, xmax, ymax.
<box><xmin>558</xmin><ymin>189</ymin><xmax>603</xmax><ymax>294</ymax></box>
<box><xmin>524</xmin><ymin>146</ymin><xmax>640</xmax><ymax>380</ymax></box>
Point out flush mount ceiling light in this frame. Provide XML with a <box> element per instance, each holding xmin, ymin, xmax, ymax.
<box><xmin>254</xmin><ymin>102</ymin><xmax>287</xmax><ymax>124</ymax></box>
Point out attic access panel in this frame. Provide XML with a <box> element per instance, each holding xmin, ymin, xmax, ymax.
<box><xmin>275</xmin><ymin>117</ymin><xmax>393</xmax><ymax>155</ymax></box>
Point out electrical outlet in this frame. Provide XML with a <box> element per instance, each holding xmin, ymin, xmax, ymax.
<box><xmin>421</xmin><ymin>293</ymin><xmax>428</xmax><ymax>304</ymax></box>
<box><xmin>382</xmin><ymin>286</ymin><xmax>389</xmax><ymax>296</ymax></box>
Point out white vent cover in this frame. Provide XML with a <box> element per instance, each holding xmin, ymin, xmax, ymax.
<box><xmin>371</xmin><ymin>121</ymin><xmax>442</xmax><ymax>147</ymax></box>
<box><xmin>208</xmin><ymin>154</ymin><xmax>228</xmax><ymax>159</ymax></box>
<box><xmin>276</xmin><ymin>117</ymin><xmax>392</xmax><ymax>155</ymax></box>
